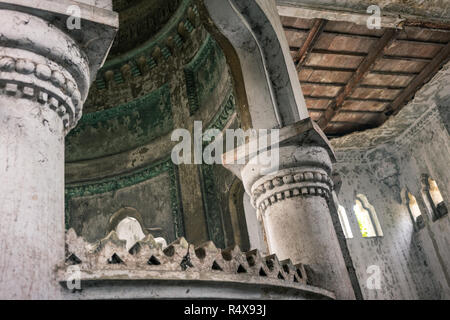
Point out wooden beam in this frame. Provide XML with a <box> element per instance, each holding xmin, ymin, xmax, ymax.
<box><xmin>295</xmin><ymin>19</ymin><xmax>326</xmax><ymax>70</ymax></box>
<box><xmin>302</xmin><ymin>65</ymin><xmax>357</xmax><ymax>72</ymax></box>
<box><xmin>383</xmin><ymin>42</ymin><xmax>450</xmax><ymax>117</ymax></box>
<box><xmin>403</xmin><ymin>20</ymin><xmax>450</xmax><ymax>31</ymax></box>
<box><xmin>317</xmin><ymin>29</ymin><xmax>397</xmax><ymax>129</ymax></box>
<box><xmin>311</xmin><ymin>48</ymin><xmax>367</xmax><ymax>57</ymax></box>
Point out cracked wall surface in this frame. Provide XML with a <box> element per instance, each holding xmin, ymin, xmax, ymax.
<box><xmin>331</xmin><ymin>61</ymin><xmax>450</xmax><ymax>299</ymax></box>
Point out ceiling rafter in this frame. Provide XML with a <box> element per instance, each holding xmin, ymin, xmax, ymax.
<box><xmin>281</xmin><ymin>13</ymin><xmax>450</xmax><ymax>136</ymax></box>
<box><xmin>295</xmin><ymin>18</ymin><xmax>327</xmax><ymax>71</ymax></box>
<box><xmin>383</xmin><ymin>42</ymin><xmax>450</xmax><ymax>117</ymax></box>
<box><xmin>316</xmin><ymin>29</ymin><xmax>398</xmax><ymax>129</ymax></box>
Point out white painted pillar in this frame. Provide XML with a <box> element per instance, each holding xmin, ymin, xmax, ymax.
<box><xmin>224</xmin><ymin>119</ymin><xmax>356</xmax><ymax>299</ymax></box>
<box><xmin>0</xmin><ymin>3</ymin><xmax>117</xmax><ymax>299</ymax></box>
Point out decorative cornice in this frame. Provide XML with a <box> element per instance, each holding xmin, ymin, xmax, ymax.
<box><xmin>109</xmin><ymin>0</ymin><xmax>183</xmax><ymax>57</ymax></box>
<box><xmin>96</xmin><ymin>0</ymin><xmax>200</xmax><ymax>88</ymax></box>
<box><xmin>63</xmin><ymin>228</ymin><xmax>311</xmax><ymax>289</ymax></box>
<box><xmin>251</xmin><ymin>168</ymin><xmax>333</xmax><ymax>213</ymax></box>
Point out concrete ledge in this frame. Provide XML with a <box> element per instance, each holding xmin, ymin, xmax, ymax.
<box><xmin>59</xmin><ymin>270</ymin><xmax>335</xmax><ymax>300</ymax></box>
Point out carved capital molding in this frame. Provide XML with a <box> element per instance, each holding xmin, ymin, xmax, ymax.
<box><xmin>222</xmin><ymin>118</ymin><xmax>335</xmax><ymax>215</ymax></box>
<box><xmin>251</xmin><ymin>167</ymin><xmax>333</xmax><ymax>214</ymax></box>
<box><xmin>0</xmin><ymin>9</ymin><xmax>91</xmax><ymax>133</ymax></box>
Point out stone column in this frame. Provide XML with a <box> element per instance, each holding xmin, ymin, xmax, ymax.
<box><xmin>0</xmin><ymin>3</ymin><xmax>117</xmax><ymax>299</ymax></box>
<box><xmin>224</xmin><ymin>119</ymin><xmax>355</xmax><ymax>299</ymax></box>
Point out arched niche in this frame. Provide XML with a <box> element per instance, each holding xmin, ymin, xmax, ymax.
<box><xmin>197</xmin><ymin>0</ymin><xmax>309</xmax><ymax>130</ymax></box>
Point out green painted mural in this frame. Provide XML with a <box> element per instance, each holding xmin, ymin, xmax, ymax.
<box><xmin>65</xmin><ymin>157</ymin><xmax>184</xmax><ymax>241</ymax></box>
<box><xmin>66</xmin><ymin>84</ymin><xmax>173</xmax><ymax>162</ymax></box>
<box><xmin>184</xmin><ymin>34</ymin><xmax>227</xmax><ymax>115</ymax></box>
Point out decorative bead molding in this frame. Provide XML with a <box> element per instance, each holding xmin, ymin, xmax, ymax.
<box><xmin>63</xmin><ymin>228</ymin><xmax>310</xmax><ymax>288</ymax></box>
<box><xmin>0</xmin><ymin>55</ymin><xmax>82</xmax><ymax>131</ymax></box>
<box><xmin>251</xmin><ymin>169</ymin><xmax>333</xmax><ymax>213</ymax></box>
<box><xmin>0</xmin><ymin>10</ymin><xmax>91</xmax><ymax>133</ymax></box>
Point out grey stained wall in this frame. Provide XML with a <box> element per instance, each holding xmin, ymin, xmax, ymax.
<box><xmin>331</xmin><ymin>62</ymin><xmax>450</xmax><ymax>300</ymax></box>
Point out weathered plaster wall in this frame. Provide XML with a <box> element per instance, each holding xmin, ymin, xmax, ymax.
<box><xmin>331</xmin><ymin>62</ymin><xmax>450</xmax><ymax>299</ymax></box>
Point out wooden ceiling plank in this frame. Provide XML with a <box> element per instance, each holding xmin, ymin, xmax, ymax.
<box><xmin>295</xmin><ymin>19</ymin><xmax>326</xmax><ymax>70</ymax></box>
<box><xmin>403</xmin><ymin>20</ymin><xmax>450</xmax><ymax>31</ymax></box>
<box><xmin>359</xmin><ymin>84</ymin><xmax>406</xmax><ymax>90</ymax></box>
<box><xmin>346</xmin><ymin>97</ymin><xmax>394</xmax><ymax>103</ymax></box>
<box><xmin>303</xmin><ymin>65</ymin><xmax>357</xmax><ymax>72</ymax></box>
<box><xmin>382</xmin><ymin>55</ymin><xmax>432</xmax><ymax>63</ymax></box>
<box><xmin>317</xmin><ymin>29</ymin><xmax>397</xmax><ymax>129</ymax></box>
<box><xmin>321</xmin><ymin>30</ymin><xmax>381</xmax><ymax>39</ymax></box>
<box><xmin>311</xmin><ymin>48</ymin><xmax>367</xmax><ymax>57</ymax></box>
<box><xmin>369</xmin><ymin>70</ymin><xmax>419</xmax><ymax>76</ymax></box>
<box><xmin>384</xmin><ymin>42</ymin><xmax>450</xmax><ymax>116</ymax></box>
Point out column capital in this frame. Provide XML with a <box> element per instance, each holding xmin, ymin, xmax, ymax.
<box><xmin>0</xmin><ymin>1</ymin><xmax>118</xmax><ymax>133</ymax></box>
<box><xmin>250</xmin><ymin>153</ymin><xmax>334</xmax><ymax>214</ymax></box>
<box><xmin>222</xmin><ymin>118</ymin><xmax>336</xmax><ymax>213</ymax></box>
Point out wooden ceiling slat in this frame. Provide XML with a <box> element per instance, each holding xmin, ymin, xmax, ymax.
<box><xmin>359</xmin><ymin>84</ymin><xmax>406</xmax><ymax>90</ymax></box>
<box><xmin>373</xmin><ymin>58</ymin><xmax>428</xmax><ymax>73</ymax></box>
<box><xmin>285</xmin><ymin>29</ymin><xmax>309</xmax><ymax>48</ymax></box>
<box><xmin>317</xmin><ymin>29</ymin><xmax>397</xmax><ymax>129</ymax></box>
<box><xmin>280</xmin><ymin>16</ymin><xmax>316</xmax><ymax>29</ymax></box>
<box><xmin>384</xmin><ymin>42</ymin><xmax>450</xmax><ymax>116</ymax></box>
<box><xmin>311</xmin><ymin>48</ymin><xmax>367</xmax><ymax>57</ymax></box>
<box><xmin>394</xmin><ymin>38</ymin><xmax>447</xmax><ymax>46</ymax></box>
<box><xmin>385</xmin><ymin>41</ymin><xmax>443</xmax><ymax>59</ymax></box>
<box><xmin>350</xmin><ymin>87</ymin><xmax>402</xmax><ymax>100</ymax></box>
<box><xmin>361</xmin><ymin>73</ymin><xmax>414</xmax><ymax>87</ymax></box>
<box><xmin>302</xmin><ymin>81</ymin><xmax>345</xmax><ymax>87</ymax></box>
<box><xmin>304</xmin><ymin>98</ymin><xmax>332</xmax><ymax>110</ymax></box>
<box><xmin>305</xmin><ymin>54</ymin><xmax>363</xmax><ymax>69</ymax></box>
<box><xmin>382</xmin><ymin>55</ymin><xmax>432</xmax><ymax>62</ymax></box>
<box><xmin>321</xmin><ymin>30</ymin><xmax>381</xmax><ymax>39</ymax></box>
<box><xmin>323</xmin><ymin>20</ymin><xmax>385</xmax><ymax>37</ymax></box>
<box><xmin>302</xmin><ymin>84</ymin><xmax>342</xmax><ymax>97</ymax></box>
<box><xmin>315</xmin><ymin>33</ymin><xmax>377</xmax><ymax>53</ymax></box>
<box><xmin>370</xmin><ymin>70</ymin><xmax>419</xmax><ymax>76</ymax></box>
<box><xmin>341</xmin><ymin>100</ymin><xmax>388</xmax><ymax>112</ymax></box>
<box><xmin>295</xmin><ymin>19</ymin><xmax>326</xmax><ymax>70</ymax></box>
<box><xmin>346</xmin><ymin>97</ymin><xmax>393</xmax><ymax>103</ymax></box>
<box><xmin>299</xmin><ymin>69</ymin><xmax>354</xmax><ymax>84</ymax></box>
<box><xmin>332</xmin><ymin>111</ymin><xmax>383</xmax><ymax>124</ymax></box>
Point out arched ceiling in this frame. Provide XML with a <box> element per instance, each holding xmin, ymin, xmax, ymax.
<box><xmin>65</xmin><ymin>0</ymin><xmax>239</xmax><ymax>184</ymax></box>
